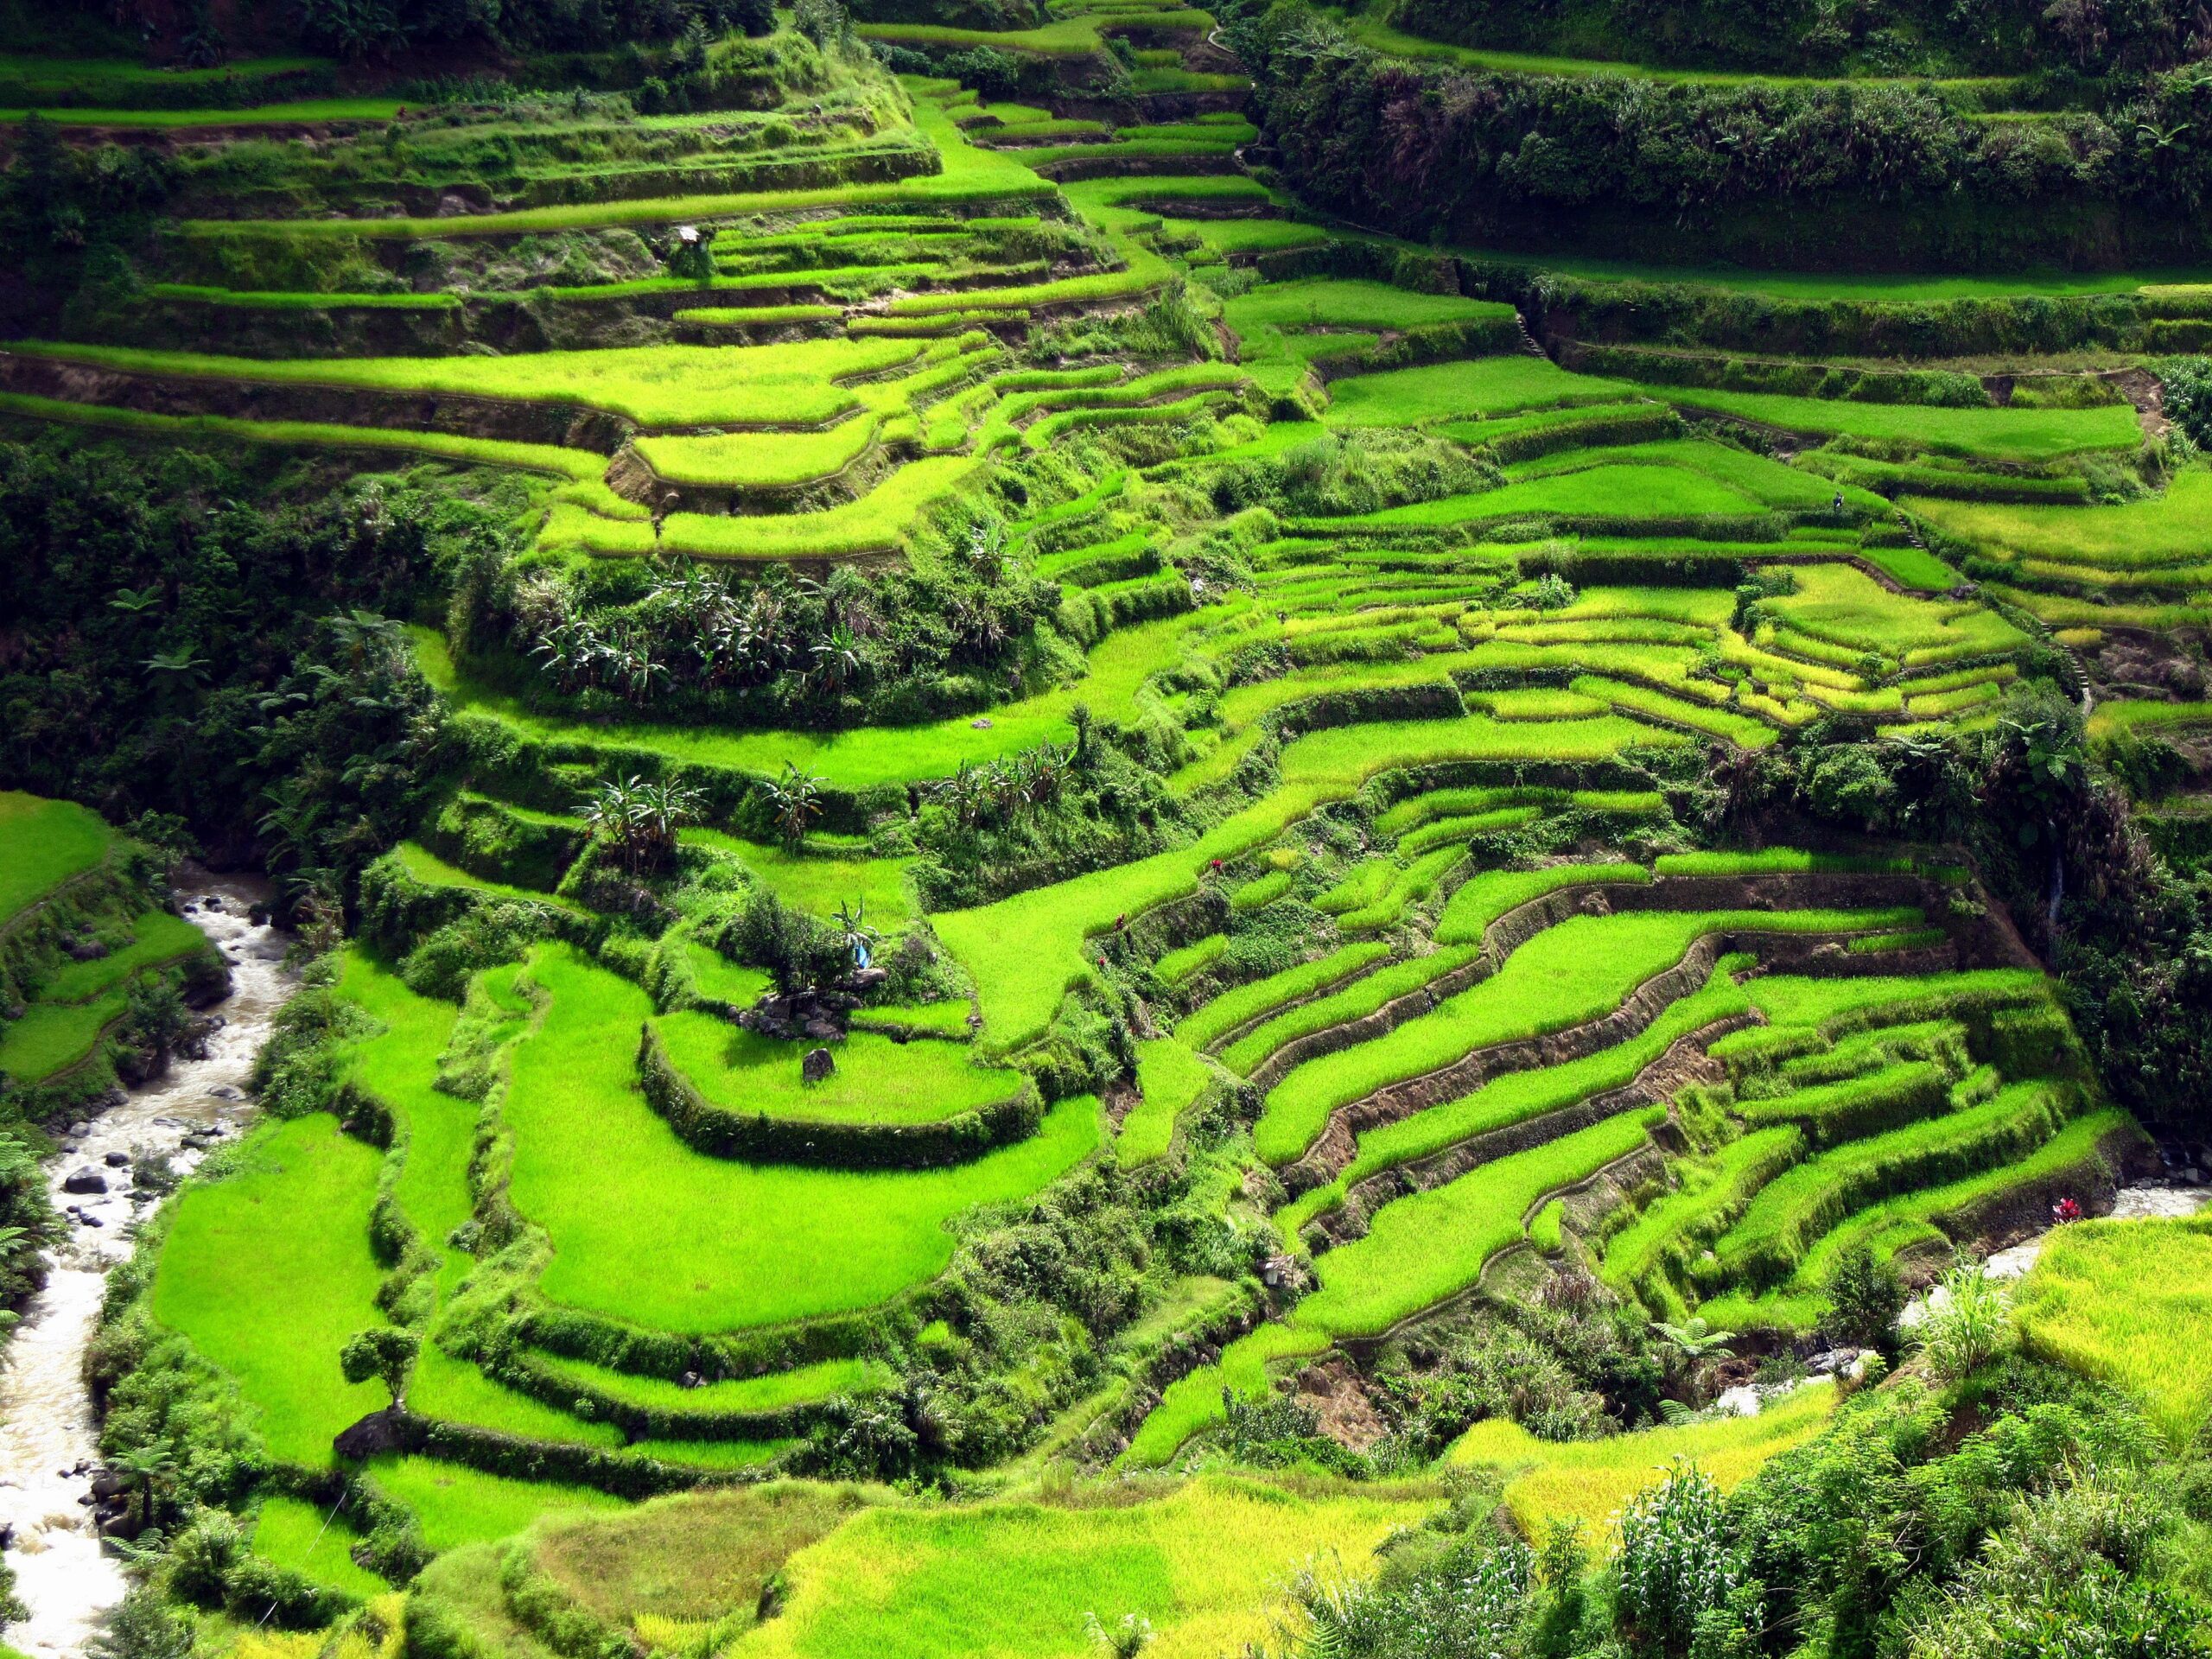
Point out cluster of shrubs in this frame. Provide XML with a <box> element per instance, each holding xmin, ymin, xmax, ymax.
<box><xmin>1230</xmin><ymin>1</ymin><xmax>2212</xmax><ymax>264</ymax></box>
<box><xmin>296</xmin><ymin>0</ymin><xmax>771</xmax><ymax>62</ymax></box>
<box><xmin>1395</xmin><ymin>0</ymin><xmax>2211</xmax><ymax>77</ymax></box>
<box><xmin>459</xmin><ymin>526</ymin><xmax>1060</xmax><ymax>731</ymax></box>
<box><xmin>1281</xmin><ymin>1355</ymin><xmax>2209</xmax><ymax>1659</ymax></box>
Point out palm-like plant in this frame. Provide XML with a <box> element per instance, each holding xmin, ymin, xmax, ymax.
<box><xmin>531</xmin><ymin>619</ymin><xmax>587</xmax><ymax>690</ymax></box>
<box><xmin>620</xmin><ymin>644</ymin><xmax>671</xmax><ymax>704</ymax></box>
<box><xmin>746</xmin><ymin>588</ymin><xmax>793</xmax><ymax>673</ymax></box>
<box><xmin>932</xmin><ymin>760</ymin><xmax>985</xmax><ymax>831</ymax></box>
<box><xmin>702</xmin><ymin>609</ymin><xmax>749</xmax><ymax>686</ymax></box>
<box><xmin>1995</xmin><ymin>696</ymin><xmax>2087</xmax><ymax>826</ymax></box>
<box><xmin>983</xmin><ymin>759</ymin><xmax>1024</xmax><ymax>825</ymax></box>
<box><xmin>112</xmin><ymin>1445</ymin><xmax>178</xmax><ymax>1533</ymax></box>
<box><xmin>1082</xmin><ymin>1611</ymin><xmax>1154</xmax><ymax>1659</ymax></box>
<box><xmin>966</xmin><ymin>520</ymin><xmax>1007</xmax><ymax>582</ymax></box>
<box><xmin>109</xmin><ymin>585</ymin><xmax>162</xmax><ymax>616</ymax></box>
<box><xmin>833</xmin><ymin>899</ymin><xmax>880</xmax><ymax>969</ymax></box>
<box><xmin>257</xmin><ymin>774</ymin><xmax>331</xmax><ymax>887</ymax></box>
<box><xmin>762</xmin><ymin>761</ymin><xmax>824</xmax><ymax>849</ymax></box>
<box><xmin>587</xmin><ymin>774</ymin><xmax>704</xmax><ymax>872</ymax></box>
<box><xmin>2138</xmin><ymin>118</ymin><xmax>2193</xmax><ymax>155</ymax></box>
<box><xmin>809</xmin><ymin>623</ymin><xmax>866</xmax><ymax>695</ymax></box>
<box><xmin>327</xmin><ymin>607</ymin><xmax>403</xmax><ymax>671</ymax></box>
<box><xmin>142</xmin><ymin>645</ymin><xmax>209</xmax><ymax>695</ymax></box>
<box><xmin>632</xmin><ymin>778</ymin><xmax>703</xmax><ymax>862</ymax></box>
<box><xmin>1917</xmin><ymin>1266</ymin><xmax>2012</xmax><ymax>1382</ymax></box>
<box><xmin>1020</xmin><ymin>743</ymin><xmax>1069</xmax><ymax>810</ymax></box>
<box><xmin>1650</xmin><ymin>1315</ymin><xmax>1736</xmax><ymax>1363</ymax></box>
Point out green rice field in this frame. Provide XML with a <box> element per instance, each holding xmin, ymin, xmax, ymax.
<box><xmin>505</xmin><ymin>945</ymin><xmax>1099</xmax><ymax>1332</ymax></box>
<box><xmin>150</xmin><ymin>1115</ymin><xmax>390</xmax><ymax>1466</ymax></box>
<box><xmin>0</xmin><ymin>791</ymin><xmax>111</xmax><ymax>921</ymax></box>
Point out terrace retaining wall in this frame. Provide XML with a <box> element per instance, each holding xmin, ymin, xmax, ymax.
<box><xmin>1306</xmin><ymin>1012</ymin><xmax>1754</xmax><ymax>1247</ymax></box>
<box><xmin>637</xmin><ymin>1020</ymin><xmax>1043</xmax><ymax>1170</ymax></box>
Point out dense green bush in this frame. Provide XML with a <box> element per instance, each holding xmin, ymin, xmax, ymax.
<box><xmin>1821</xmin><ymin>1245</ymin><xmax>1906</xmax><ymax>1354</ymax></box>
<box><xmin>2159</xmin><ymin>355</ymin><xmax>2212</xmax><ymax>449</ymax></box>
<box><xmin>478</xmin><ymin>531</ymin><xmax>1059</xmax><ymax>733</ymax></box>
<box><xmin>1233</xmin><ymin>3</ymin><xmax>2212</xmax><ymax>266</ymax></box>
<box><xmin>0</xmin><ymin>115</ymin><xmax>172</xmax><ymax>335</ymax></box>
<box><xmin>295</xmin><ymin>0</ymin><xmax>766</xmax><ymax>60</ymax></box>
<box><xmin>1375</xmin><ymin>1315</ymin><xmax>1611</xmax><ymax>1448</ymax></box>
<box><xmin>1735</xmin><ymin>1362</ymin><xmax>2185</xmax><ymax>1656</ymax></box>
<box><xmin>1293</xmin><ymin>1361</ymin><xmax>2208</xmax><ymax>1658</ymax></box>
<box><xmin>0</xmin><ymin>442</ymin><xmax>472</xmax><ymax>918</ymax></box>
<box><xmin>163</xmin><ymin>1506</ymin><xmax>355</xmax><ymax>1630</ymax></box>
<box><xmin>895</xmin><ymin>1162</ymin><xmax>1166</xmax><ymax>1470</ymax></box>
<box><xmin>1390</xmin><ymin>0</ymin><xmax>2206</xmax><ymax>77</ymax></box>
<box><xmin>1376</xmin><ymin>1282</ymin><xmax>1667</xmax><ymax>1451</ymax></box>
<box><xmin>90</xmin><ymin>1586</ymin><xmax>193</xmax><ymax>1659</ymax></box>
<box><xmin>1208</xmin><ymin>429</ymin><xmax>1501</xmax><ymax>519</ymax></box>
<box><xmin>716</xmin><ymin>887</ymin><xmax>853</xmax><ymax>994</ymax></box>
<box><xmin>248</xmin><ymin>957</ymin><xmax>372</xmax><ymax>1121</ymax></box>
<box><xmin>0</xmin><ymin>1134</ymin><xmax>55</xmax><ymax>1307</ymax></box>
<box><xmin>1613</xmin><ymin>1461</ymin><xmax>1751</xmax><ymax>1658</ymax></box>
<box><xmin>940</xmin><ymin>44</ymin><xmax>1026</xmax><ymax>99</ymax></box>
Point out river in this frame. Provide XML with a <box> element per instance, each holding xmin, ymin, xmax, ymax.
<box><xmin>0</xmin><ymin>873</ymin><xmax>291</xmax><ymax>1659</ymax></box>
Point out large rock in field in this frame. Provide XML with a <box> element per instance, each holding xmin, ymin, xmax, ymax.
<box><xmin>334</xmin><ymin>1407</ymin><xmax>418</xmax><ymax>1460</ymax></box>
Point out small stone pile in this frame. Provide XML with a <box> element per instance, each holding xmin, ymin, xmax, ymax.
<box><xmin>735</xmin><ymin>967</ymin><xmax>888</xmax><ymax>1044</ymax></box>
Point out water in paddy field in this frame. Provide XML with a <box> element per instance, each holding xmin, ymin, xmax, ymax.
<box><xmin>0</xmin><ymin>871</ymin><xmax>292</xmax><ymax>1659</ymax></box>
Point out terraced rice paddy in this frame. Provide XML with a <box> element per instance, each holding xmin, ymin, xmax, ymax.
<box><xmin>1446</xmin><ymin>1379</ymin><xmax>1836</xmax><ymax>1533</ymax></box>
<box><xmin>731</xmin><ymin>1473</ymin><xmax>1425</xmax><ymax>1659</ymax></box>
<box><xmin>0</xmin><ymin>795</ymin><xmax>219</xmax><ymax>1099</ymax></box>
<box><xmin>2015</xmin><ymin>1214</ymin><xmax>2212</xmax><ymax>1446</ymax></box>
<box><xmin>17</xmin><ymin>5</ymin><xmax>2209</xmax><ymax>1648</ymax></box>
<box><xmin>503</xmin><ymin>944</ymin><xmax>1100</xmax><ymax>1332</ymax></box>
<box><xmin>150</xmin><ymin>1115</ymin><xmax>391</xmax><ymax>1465</ymax></box>
<box><xmin>0</xmin><ymin>792</ymin><xmax>112</xmax><ymax>920</ymax></box>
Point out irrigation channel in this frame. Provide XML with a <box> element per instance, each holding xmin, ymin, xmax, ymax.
<box><xmin>0</xmin><ymin>874</ymin><xmax>290</xmax><ymax>1658</ymax></box>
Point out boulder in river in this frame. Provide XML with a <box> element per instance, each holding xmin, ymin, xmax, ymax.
<box><xmin>103</xmin><ymin>1151</ymin><xmax>130</xmax><ymax>1168</ymax></box>
<box><xmin>61</xmin><ymin>1167</ymin><xmax>107</xmax><ymax>1195</ymax></box>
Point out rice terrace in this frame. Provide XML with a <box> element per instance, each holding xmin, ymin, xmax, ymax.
<box><xmin>7</xmin><ymin>0</ymin><xmax>2212</xmax><ymax>1652</ymax></box>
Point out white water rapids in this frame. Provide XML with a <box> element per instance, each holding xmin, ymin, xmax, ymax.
<box><xmin>0</xmin><ymin>874</ymin><xmax>291</xmax><ymax>1658</ymax></box>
